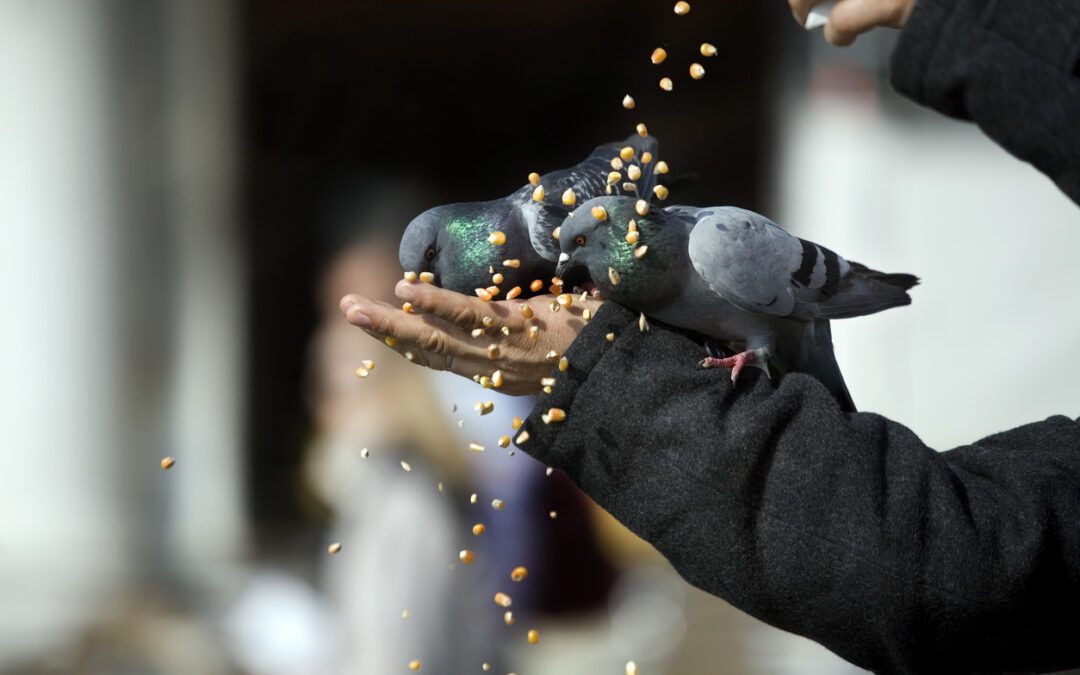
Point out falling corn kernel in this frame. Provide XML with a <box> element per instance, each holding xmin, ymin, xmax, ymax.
<box><xmin>527</xmin><ymin>325</ymin><xmax>540</xmax><ymax>339</ymax></box>
<box><xmin>540</xmin><ymin>377</ymin><xmax>556</xmax><ymax>387</ymax></box>
<box><xmin>516</xmin><ymin>430</ymin><xmax>530</xmax><ymax>444</ymax></box>
<box><xmin>360</xmin><ymin>359</ymin><xmax>375</xmax><ymax>371</ymax></box>
<box><xmin>626</xmin><ymin>231</ymin><xmax>640</xmax><ymax>245</ymax></box>
<box><xmin>475</xmin><ymin>288</ymin><xmax>493</xmax><ymax>302</ymax></box>
<box><xmin>558</xmin><ymin>356</ymin><xmax>569</xmax><ymax>372</ymax></box>
<box><xmin>471</xmin><ymin>328</ymin><xmax>484</xmax><ymax>338</ymax></box>
<box><xmin>550</xmin><ymin>510</ymin><xmax>558</xmax><ymax>519</ymax></box>
<box><xmin>690</xmin><ymin>63</ymin><xmax>705</xmax><ymax>79</ymax></box>
<box><xmin>532</xmin><ymin>185</ymin><xmax>545</xmax><ymax>202</ymax></box>
<box><xmin>641</xmin><ymin>151</ymin><xmax>653</xmax><ymax>164</ymax></box>
<box><xmin>503</xmin><ymin>286</ymin><xmax>521</xmax><ymax>301</ymax></box>
<box><xmin>626</xmin><ymin>661</ymin><xmax>638</xmax><ymax>675</ymax></box>
<box><xmin>504</xmin><ymin>610</ymin><xmax>515</xmax><ymax>625</ymax></box>
<box><xmin>160</xmin><ymin>456</ymin><xmax>175</xmax><ymax>470</ymax></box>
<box><xmin>701</xmin><ymin>42</ymin><xmax>717</xmax><ymax>57</ymax></box>
<box><xmin>659</xmin><ymin>77</ymin><xmax>673</xmax><ymax>92</ymax></box>
<box><xmin>591</xmin><ymin>205</ymin><xmax>608</xmax><ymax>221</ymax></box>
<box><xmin>498</xmin><ymin>435</ymin><xmax>511</xmax><ymax>448</ymax></box>
<box><xmin>655</xmin><ymin>160</ymin><xmax>669</xmax><ymax>174</ymax></box>
<box><xmin>488</xmin><ymin>231</ymin><xmax>507</xmax><ymax>245</ymax></box>
<box><xmin>511</xmin><ymin>566</ymin><xmax>528</xmax><ymax>582</ymax></box>
<box><xmin>653</xmin><ymin>185</ymin><xmax>670</xmax><ymax>200</ymax></box>
<box><xmin>492</xmin><ymin>498</ymin><xmax>505</xmax><ymax>510</ymax></box>
<box><xmin>476</xmin><ymin>400</ymin><xmax>494</xmax><ymax>416</ymax></box>
<box><xmin>627</xmin><ymin>165</ymin><xmax>642</xmax><ymax>181</ymax></box>
<box><xmin>549</xmin><ymin>299</ymin><xmax>560</xmax><ymax>313</ymax></box>
<box><xmin>674</xmin><ymin>0</ymin><xmax>690</xmax><ymax>14</ymax></box>
<box><xmin>622</xmin><ymin>182</ymin><xmax>638</xmax><ymax>192</ymax></box>
<box><xmin>492</xmin><ymin>273</ymin><xmax>504</xmax><ymax>285</ymax></box>
<box><xmin>519</xmin><ymin>305</ymin><xmax>534</xmax><ymax>321</ymax></box>
<box><xmin>527</xmin><ymin>629</ymin><xmax>539</xmax><ymax>645</ymax></box>
<box><xmin>530</xmin><ymin>279</ymin><xmax>544</xmax><ymax>292</ymax></box>
<box><xmin>438</xmin><ymin>481</ymin><xmax>444</xmax><ymax>494</ymax></box>
<box><xmin>470</xmin><ymin>493</ymin><xmax>478</xmax><ymax>504</ymax></box>
<box><xmin>620</xmin><ymin>146</ymin><xmax>635</xmax><ymax>162</ymax></box>
<box><xmin>528</xmin><ymin>172</ymin><xmax>541</xmax><ymax>186</ymax></box>
<box><xmin>650</xmin><ymin>47</ymin><xmax>667</xmax><ymax>64</ymax></box>
<box><xmin>401</xmin><ymin>460</ymin><xmax>412</xmax><ymax>472</ymax></box>
<box><xmin>583</xmin><ymin>308</ymin><xmax>592</xmax><ymax>321</ymax></box>
<box><xmin>459</xmin><ymin>549</ymin><xmax>476</xmax><ymax>564</ymax></box>
<box><xmin>487</xmin><ymin>344</ymin><xmax>501</xmax><ymax>359</ymax></box>
<box><xmin>402</xmin><ymin>302</ymin><xmax>415</xmax><ymax>313</ymax></box>
<box><xmin>543</xmin><ymin>408</ymin><xmax>566</xmax><ymax>424</ymax></box>
<box><xmin>408</xmin><ymin>660</ymin><xmax>421</xmax><ymax>671</ymax></box>
<box><xmin>482</xmin><ymin>316</ymin><xmax>495</xmax><ymax>328</ymax></box>
<box><xmin>404</xmin><ymin>351</ymin><xmax>415</xmax><ymax>361</ymax></box>
<box><xmin>636</xmin><ymin>122</ymin><xmax>648</xmax><ymax>137</ymax></box>
<box><xmin>385</xmin><ymin>336</ymin><xmax>397</xmax><ymax>347</ymax></box>
<box><xmin>482</xmin><ymin>664</ymin><xmax>491</xmax><ymax>671</ymax></box>
<box><xmin>328</xmin><ymin>542</ymin><xmax>342</xmax><ymax>555</ymax></box>
<box><xmin>606</xmin><ymin>332</ymin><xmax>616</xmax><ymax>342</ymax></box>
<box><xmin>503</xmin><ymin>259</ymin><xmax>521</xmax><ymax>269</ymax></box>
<box><xmin>634</xmin><ymin>245</ymin><xmax>649</xmax><ymax>259</ymax></box>
<box><xmin>492</xmin><ymin>370</ymin><xmax>504</xmax><ymax>388</ymax></box>
<box><xmin>494</xmin><ymin>592</ymin><xmax>513</xmax><ymax>607</ymax></box>
<box><xmin>610</xmin><ymin>156</ymin><xmax>624</xmax><ymax>171</ymax></box>
<box><xmin>512</xmin><ymin>416</ymin><xmax>523</xmax><ymax>430</ymax></box>
<box><xmin>635</xmin><ymin>200</ymin><xmax>650</xmax><ymax>216</ymax></box>
<box><xmin>418</xmin><ymin>271</ymin><xmax>435</xmax><ymax>285</ymax></box>
<box><xmin>551</xmin><ymin>226</ymin><xmax>561</xmax><ymax>241</ymax></box>
<box><xmin>402</xmin><ymin>609</ymin><xmax>410</xmax><ymax>619</ymax></box>
<box><xmin>487</xmin><ymin>285</ymin><xmax>499</xmax><ymax>298</ymax></box>
<box><xmin>639</xmin><ymin>313</ymin><xmax>649</xmax><ymax>332</ymax></box>
<box><xmin>608</xmin><ymin>267</ymin><xmax>621</xmax><ymax>285</ymax></box>
<box><xmin>607</xmin><ymin>171</ymin><xmax>622</xmax><ymax>186</ymax></box>
<box><xmin>473</xmin><ymin>523</ymin><xmax>486</xmax><ymax>536</ymax></box>
<box><xmin>622</xmin><ymin>94</ymin><xmax>636</xmax><ymax>109</ymax></box>
<box><xmin>542</xmin><ymin>385</ymin><xmax>553</xmax><ymax>394</ymax></box>
<box><xmin>404</xmin><ymin>271</ymin><xmax>418</xmax><ymax>282</ymax></box>
<box><xmin>360</xmin><ymin>447</ymin><xmax>370</xmax><ymax>459</ymax></box>
<box><xmin>556</xmin><ymin>294</ymin><xmax>572</xmax><ymax>309</ymax></box>
<box><xmin>545</xmin><ymin>350</ymin><xmax>560</xmax><ymax>362</ymax></box>
<box><xmin>560</xmin><ymin>188</ymin><xmax>577</xmax><ymax>206</ymax></box>
<box><xmin>355</xmin><ymin>366</ymin><xmax>371</xmax><ymax>378</ymax></box>
<box><xmin>469</xmin><ymin>442</ymin><xmax>486</xmax><ymax>454</ymax></box>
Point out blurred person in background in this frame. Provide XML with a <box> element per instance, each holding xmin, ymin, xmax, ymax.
<box><xmin>340</xmin><ymin>0</ymin><xmax>1080</xmax><ymax>673</ymax></box>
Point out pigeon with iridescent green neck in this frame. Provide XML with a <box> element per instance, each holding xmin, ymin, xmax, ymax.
<box><xmin>554</xmin><ymin>196</ymin><xmax>918</xmax><ymax>411</ymax></box>
<box><xmin>399</xmin><ymin>133</ymin><xmax>661</xmax><ymax>298</ymax></box>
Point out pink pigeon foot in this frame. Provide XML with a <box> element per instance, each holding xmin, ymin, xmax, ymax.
<box><xmin>698</xmin><ymin>349</ymin><xmax>762</xmax><ymax>383</ymax></box>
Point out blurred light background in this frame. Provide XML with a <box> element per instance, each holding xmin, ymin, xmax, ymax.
<box><xmin>1</xmin><ymin>1</ymin><xmax>1076</xmax><ymax>674</ymax></box>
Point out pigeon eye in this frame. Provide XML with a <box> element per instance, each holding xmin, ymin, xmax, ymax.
<box><xmin>425</xmin><ymin>247</ymin><xmax>436</xmax><ymax>260</ymax></box>
<box><xmin>574</xmin><ymin>235</ymin><xmax>586</xmax><ymax>246</ymax></box>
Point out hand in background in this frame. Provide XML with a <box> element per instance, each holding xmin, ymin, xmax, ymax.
<box><xmin>791</xmin><ymin>0</ymin><xmax>917</xmax><ymax>46</ymax></box>
<box><xmin>341</xmin><ymin>281</ymin><xmax>602</xmax><ymax>396</ymax></box>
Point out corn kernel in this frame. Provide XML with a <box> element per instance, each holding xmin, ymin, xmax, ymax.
<box><xmin>355</xmin><ymin>366</ymin><xmax>370</xmax><ymax>379</ymax></box>
<box><xmin>482</xmin><ymin>316</ymin><xmax>495</xmax><ymax>328</ymax></box>
<box><xmin>659</xmin><ymin>77</ymin><xmax>673</xmax><ymax>92</ymax></box>
<box><xmin>528</xmin><ymin>325</ymin><xmax>540</xmax><ymax>339</ymax></box>
<box><xmin>361</xmin><ymin>359</ymin><xmax>374</xmax><ymax>370</ymax></box>
<box><xmin>528</xmin><ymin>172</ymin><xmax>541</xmax><ymax>186</ymax></box>
<box><xmin>488</xmin><ymin>231</ymin><xmax>507</xmax><ymax>245</ymax></box>
<box><xmin>328</xmin><ymin>542</ymin><xmax>342</xmax><ymax>555</ymax></box>
<box><xmin>530</xmin><ymin>279</ymin><xmax>544</xmax><ymax>292</ymax></box>
<box><xmin>402</xmin><ymin>609</ymin><xmax>410</xmax><ymax>619</ymax></box>
<box><xmin>470</xmin><ymin>493</ymin><xmax>478</xmax><ymax>504</ymax></box>
<box><xmin>558</xmin><ymin>356</ymin><xmax>569</xmax><ymax>372</ymax></box>
<box><xmin>641</xmin><ymin>151</ymin><xmax>653</xmax><ymax>164</ymax></box>
<box><xmin>622</xmin><ymin>94</ymin><xmax>636</xmax><ymax>109</ymax></box>
<box><xmin>159</xmin><ymin>456</ymin><xmax>176</xmax><ymax>471</ymax></box>
<box><xmin>459</xmin><ymin>549</ymin><xmax>475</xmax><ymax>564</ymax></box>
<box><xmin>532</xmin><ymin>185</ymin><xmax>545</xmax><ymax>202</ymax></box>
<box><xmin>634</xmin><ymin>245</ymin><xmax>649</xmax><ymax>259</ymax></box>
<box><xmin>639</xmin><ymin>313</ymin><xmax>649</xmax><ymax>332</ymax></box>
<box><xmin>404</xmin><ymin>271</ymin><xmax>418</xmax><ymax>282</ymax></box>
<box><xmin>409</xmin><ymin>660</ymin><xmax>421</xmax><ymax>671</ymax></box>
<box><xmin>627</xmin><ymin>165</ymin><xmax>642</xmax><ymax>181</ymax></box>
<box><xmin>650</xmin><ymin>47</ymin><xmax>667</xmax><ymax>64</ymax></box>
<box><xmin>512</xmin><ymin>416</ymin><xmax>523</xmax><ymax>430</ymax></box>
<box><xmin>360</xmin><ymin>447</ymin><xmax>370</xmax><ymax>458</ymax></box>
<box><xmin>540</xmin><ymin>377</ymin><xmax>556</xmax><ymax>387</ymax></box>
<box><xmin>608</xmin><ymin>267</ymin><xmax>621</xmax><ymax>285</ymax></box>
<box><xmin>561</xmin><ymin>188</ymin><xmax>576</xmax><ymax>206</ymax></box>
<box><xmin>385</xmin><ymin>336</ymin><xmax>397</xmax><ymax>347</ymax></box>
<box><xmin>620</xmin><ymin>146</ymin><xmax>635</xmax><ymax>162</ymax></box>
<box><xmin>545</xmin><ymin>350</ymin><xmax>559</xmax><ymax>362</ymax></box>
<box><xmin>655</xmin><ymin>160</ymin><xmax>669</xmax><ymax>174</ymax></box>
<box><xmin>401</xmin><ymin>460</ymin><xmax>412</xmax><ymax>472</ymax></box>
<box><xmin>492</xmin><ymin>498</ymin><xmax>505</xmax><ymax>510</ymax></box>
<box><xmin>503</xmin><ymin>258</ymin><xmax>521</xmax><ymax>268</ymax></box>
<box><xmin>498</xmin><ymin>435</ymin><xmax>511</xmax><ymax>448</ymax></box>
<box><xmin>402</xmin><ymin>302</ymin><xmax>415</xmax><ymax>313</ymax></box>
<box><xmin>527</xmin><ymin>629</ymin><xmax>539</xmax><ymax>645</ymax></box>
<box><xmin>636</xmin><ymin>122</ymin><xmax>648</xmax><ymax>137</ymax></box>
<box><xmin>475</xmin><ymin>288</ymin><xmax>493</xmax><ymax>302</ymax></box>
<box><xmin>552</xmin><ymin>226</ymin><xmax>561</xmax><ymax>240</ymax></box>
<box><xmin>549</xmin><ymin>299</ymin><xmax>561</xmax><ymax>312</ymax></box>
<box><xmin>622</xmin><ymin>182</ymin><xmax>638</xmax><ymax>192</ymax></box>
<box><xmin>674</xmin><ymin>0</ymin><xmax>690</xmax><ymax>14</ymax></box>
<box><xmin>471</xmin><ymin>328</ymin><xmax>484</xmax><ymax>338</ymax></box>
<box><xmin>610</xmin><ymin>156</ymin><xmax>624</xmax><ymax>170</ymax></box>
<box><xmin>591</xmin><ymin>205</ymin><xmax>608</xmax><ymax>221</ymax></box>
<box><xmin>501</xmin><ymin>286</ymin><xmax>519</xmax><ymax>301</ymax></box>
<box><xmin>583</xmin><ymin>308</ymin><xmax>592</xmax><ymax>321</ymax></box>
<box><xmin>606</xmin><ymin>332</ymin><xmax>616</xmax><ymax>342</ymax></box>
<box><xmin>492</xmin><ymin>370</ymin><xmax>504</xmax><ymax>388</ymax></box>
<box><xmin>504</xmin><ymin>610</ymin><xmax>515</xmax><ymax>625</ymax></box>
<box><xmin>557</xmin><ymin>293</ymin><xmax>572</xmax><ymax>309</ymax></box>
<box><xmin>418</xmin><ymin>271</ymin><xmax>435</xmax><ymax>284</ymax></box>
<box><xmin>519</xmin><ymin>305</ymin><xmax>534</xmax><ymax>320</ymax></box>
<box><xmin>511</xmin><ymin>566</ymin><xmax>528</xmax><ymax>582</ymax></box>
<box><xmin>494</xmin><ymin>592</ymin><xmax>512</xmax><ymax>607</ymax></box>
<box><xmin>487</xmin><ymin>344</ymin><xmax>501</xmax><ymax>359</ymax></box>
<box><xmin>701</xmin><ymin>41</ymin><xmax>717</xmax><ymax>57</ymax></box>
<box><xmin>516</xmin><ymin>430</ymin><xmax>530</xmax><ymax>444</ymax></box>
<box><xmin>473</xmin><ymin>523</ymin><xmax>486</xmax><ymax>535</ymax></box>
<box><xmin>626</xmin><ymin>231</ymin><xmax>640</xmax><ymax>245</ymax></box>
<box><xmin>690</xmin><ymin>63</ymin><xmax>705</xmax><ymax>79</ymax></box>
<box><xmin>607</xmin><ymin>171</ymin><xmax>622</xmax><ymax>186</ymax></box>
<box><xmin>635</xmin><ymin>199</ymin><xmax>650</xmax><ymax>216</ymax></box>
<box><xmin>626</xmin><ymin>661</ymin><xmax>638</xmax><ymax>675</ymax></box>
<box><xmin>653</xmin><ymin>184</ymin><xmax>669</xmax><ymax>200</ymax></box>
<box><xmin>543</xmin><ymin>408</ymin><xmax>566</xmax><ymax>424</ymax></box>
<box><xmin>549</xmin><ymin>510</ymin><xmax>558</xmax><ymax>518</ymax></box>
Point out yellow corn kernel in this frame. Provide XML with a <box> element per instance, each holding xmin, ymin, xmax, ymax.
<box><xmin>639</xmin><ymin>313</ymin><xmax>649</xmax><ymax>332</ymax></box>
<box><xmin>626</xmin><ymin>661</ymin><xmax>638</xmax><ymax>675</ymax></box>
<box><xmin>620</xmin><ymin>146</ymin><xmax>635</xmax><ymax>161</ymax></box>
<box><xmin>492</xmin><ymin>370</ymin><xmax>504</xmax><ymax>388</ymax></box>
<box><xmin>409</xmin><ymin>661</ymin><xmax>421</xmax><ymax>671</ymax></box>
<box><xmin>690</xmin><ymin>63</ymin><xmax>705</xmax><ymax>79</ymax></box>
<box><xmin>528</xmin><ymin>172</ymin><xmax>540</xmax><ymax>186</ymax></box>
<box><xmin>498</xmin><ymin>435</ymin><xmax>511</xmax><ymax>448</ymax></box>
<box><xmin>494</xmin><ymin>592</ymin><xmax>512</xmax><ymax>607</ymax></box>
<box><xmin>556</xmin><ymin>293</ymin><xmax>572</xmax><ymax>309</ymax></box>
<box><xmin>503</xmin><ymin>286</ymin><xmax>520</xmax><ymax>301</ymax></box>
<box><xmin>491</xmin><ymin>498</ymin><xmax>505</xmax><ymax>510</ymax></box>
<box><xmin>479</xmin><ymin>376</ymin><xmax>492</xmax><ymax>388</ymax></box>
<box><xmin>328</xmin><ymin>542</ymin><xmax>342</xmax><ymax>555</ymax></box>
<box><xmin>634</xmin><ymin>245</ymin><xmax>649</xmax><ymax>260</ymax></box>
<box><xmin>511</xmin><ymin>566</ymin><xmax>528</xmax><ymax>582</ymax></box>
<box><xmin>519</xmin><ymin>304</ymin><xmax>534</xmax><ymax>319</ymax></box>
<box><xmin>606</xmin><ymin>332</ymin><xmax>616</xmax><ymax>342</ymax></box>
<box><xmin>532</xmin><ymin>185</ymin><xmax>545</xmax><ymax>202</ymax></box>
<box><xmin>361</xmin><ymin>359</ymin><xmax>374</xmax><ymax>370</ymax></box>
<box><xmin>492</xmin><ymin>273</ymin><xmax>504</xmax><ymax>285</ymax></box>
<box><xmin>527</xmin><ymin>629</ymin><xmax>539</xmax><ymax>645</ymax></box>
<box><xmin>503</xmin><ymin>258</ymin><xmax>521</xmax><ymax>268</ymax></box>
<box><xmin>503</xmin><ymin>610</ymin><xmax>515</xmax><ymax>625</ymax></box>
<box><xmin>543</xmin><ymin>407</ymin><xmax>566</xmax><ymax>424</ymax></box>
<box><xmin>583</xmin><ymin>308</ymin><xmax>592</xmax><ymax>321</ymax></box>
<box><xmin>528</xmin><ymin>325</ymin><xmax>540</xmax><ymax>339</ymax></box>
<box><xmin>635</xmin><ymin>199</ymin><xmax>650</xmax><ymax>216</ymax></box>
<box><xmin>607</xmin><ymin>170</ymin><xmax>622</xmax><ymax>185</ymax></box>
<box><xmin>626</xmin><ymin>231</ymin><xmax>640</xmax><ymax>245</ymax></box>
<box><xmin>591</xmin><ymin>205</ymin><xmax>608</xmax><ymax>221</ymax></box>
<box><xmin>512</xmin><ymin>416</ymin><xmax>523</xmax><ymax>430</ymax></box>
<box><xmin>385</xmin><ymin>336</ymin><xmax>397</xmax><ymax>347</ymax></box>
<box><xmin>530</xmin><ymin>279</ymin><xmax>544</xmax><ymax>292</ymax></box>
<box><xmin>549</xmin><ymin>510</ymin><xmax>558</xmax><ymax>518</ymax></box>
<box><xmin>354</xmin><ymin>366</ymin><xmax>370</xmax><ymax>379</ymax></box>
<box><xmin>475</xmin><ymin>288</ymin><xmax>493</xmax><ymax>302</ymax></box>
<box><xmin>489</xmin><ymin>231</ymin><xmax>507</xmax><ymax>246</ymax></box>
<box><xmin>674</xmin><ymin>1</ymin><xmax>690</xmax><ymax>14</ymax></box>
<box><xmin>401</xmin><ymin>460</ymin><xmax>412</xmax><ymax>472</ymax></box>
<box><xmin>558</xmin><ymin>356</ymin><xmax>569</xmax><ymax>372</ymax></box>
<box><xmin>650</xmin><ymin>47</ymin><xmax>667</xmax><ymax>64</ymax></box>
<box><xmin>402</xmin><ymin>302</ymin><xmax>415</xmax><ymax>313</ymax></box>
<box><xmin>627</xmin><ymin>165</ymin><xmax>642</xmax><ymax>181</ymax></box>
<box><xmin>659</xmin><ymin>77</ymin><xmax>673</xmax><ymax>92</ymax></box>
<box><xmin>419</xmin><ymin>271</ymin><xmax>435</xmax><ymax>284</ymax></box>
<box><xmin>487</xmin><ymin>344</ymin><xmax>501</xmax><ymax>359</ymax></box>
<box><xmin>608</xmin><ymin>267</ymin><xmax>621</xmax><ymax>285</ymax></box>
<box><xmin>701</xmin><ymin>42</ymin><xmax>717</xmax><ymax>57</ymax></box>
<box><xmin>653</xmin><ymin>184</ymin><xmax>670</xmax><ymax>200</ymax></box>
<box><xmin>636</xmin><ymin>122</ymin><xmax>648</xmax><ymax>137</ymax></box>
<box><xmin>641</xmin><ymin>151</ymin><xmax>653</xmax><ymax>164</ymax></box>
<box><xmin>561</xmin><ymin>188</ymin><xmax>577</xmax><ymax>206</ymax></box>
<box><xmin>610</xmin><ymin>156</ymin><xmax>624</xmax><ymax>170</ymax></box>
<box><xmin>516</xmin><ymin>430</ymin><xmax>530</xmax><ymax>444</ymax></box>
<box><xmin>476</xmin><ymin>400</ymin><xmax>494</xmax><ymax>415</ymax></box>
<box><xmin>622</xmin><ymin>94</ymin><xmax>636</xmax><ymax>109</ymax></box>
<box><xmin>459</xmin><ymin>549</ymin><xmax>475</xmax><ymax>564</ymax></box>
<box><xmin>404</xmin><ymin>271</ymin><xmax>418</xmax><ymax>282</ymax></box>
<box><xmin>655</xmin><ymin>160</ymin><xmax>669</xmax><ymax>174</ymax></box>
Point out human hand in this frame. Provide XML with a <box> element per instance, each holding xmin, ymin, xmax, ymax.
<box><xmin>791</xmin><ymin>0</ymin><xmax>917</xmax><ymax>46</ymax></box>
<box><xmin>340</xmin><ymin>280</ymin><xmax>603</xmax><ymax>396</ymax></box>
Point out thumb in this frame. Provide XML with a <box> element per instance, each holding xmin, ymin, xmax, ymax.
<box><xmin>825</xmin><ymin>0</ymin><xmax>910</xmax><ymax>46</ymax></box>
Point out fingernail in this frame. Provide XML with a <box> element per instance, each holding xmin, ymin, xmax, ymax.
<box><xmin>397</xmin><ymin>284</ymin><xmax>416</xmax><ymax>302</ymax></box>
<box><xmin>346</xmin><ymin>306</ymin><xmax>373</xmax><ymax>328</ymax></box>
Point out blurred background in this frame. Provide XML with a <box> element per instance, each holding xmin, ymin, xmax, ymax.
<box><xmin>1</xmin><ymin>1</ymin><xmax>1077</xmax><ymax>673</ymax></box>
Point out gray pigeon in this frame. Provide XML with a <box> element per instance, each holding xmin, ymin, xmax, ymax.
<box><xmin>554</xmin><ymin>196</ymin><xmax>918</xmax><ymax>411</ymax></box>
<box><xmin>399</xmin><ymin>133</ymin><xmax>661</xmax><ymax>298</ymax></box>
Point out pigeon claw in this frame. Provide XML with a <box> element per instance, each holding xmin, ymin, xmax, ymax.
<box><xmin>698</xmin><ymin>349</ymin><xmax>761</xmax><ymax>383</ymax></box>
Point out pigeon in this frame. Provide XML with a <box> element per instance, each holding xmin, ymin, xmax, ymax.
<box><xmin>554</xmin><ymin>196</ymin><xmax>918</xmax><ymax>411</ymax></box>
<box><xmin>399</xmin><ymin>133</ymin><xmax>661</xmax><ymax>298</ymax></box>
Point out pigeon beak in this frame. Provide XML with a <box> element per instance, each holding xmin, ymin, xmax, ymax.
<box><xmin>555</xmin><ymin>251</ymin><xmax>571</xmax><ymax>278</ymax></box>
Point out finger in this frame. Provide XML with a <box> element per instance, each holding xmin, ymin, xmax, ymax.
<box><xmin>789</xmin><ymin>0</ymin><xmax>821</xmax><ymax>25</ymax></box>
<box><xmin>344</xmin><ymin>299</ymin><xmax>488</xmax><ymax>362</ymax></box>
<box><xmin>395</xmin><ymin>279</ymin><xmax>515</xmax><ymax>330</ymax></box>
<box><xmin>824</xmin><ymin>21</ymin><xmax>858</xmax><ymax>45</ymax></box>
<box><xmin>827</xmin><ymin>0</ymin><xmax>905</xmax><ymax>42</ymax></box>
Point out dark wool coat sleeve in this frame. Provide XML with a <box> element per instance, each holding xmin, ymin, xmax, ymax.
<box><xmin>516</xmin><ymin>303</ymin><xmax>1080</xmax><ymax>674</ymax></box>
<box><xmin>890</xmin><ymin>0</ymin><xmax>1080</xmax><ymax>205</ymax></box>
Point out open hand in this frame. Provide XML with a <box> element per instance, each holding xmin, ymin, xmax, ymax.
<box><xmin>791</xmin><ymin>0</ymin><xmax>916</xmax><ymax>46</ymax></box>
<box><xmin>341</xmin><ymin>280</ymin><xmax>603</xmax><ymax>396</ymax></box>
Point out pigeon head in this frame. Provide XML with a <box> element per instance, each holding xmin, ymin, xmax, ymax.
<box><xmin>400</xmin><ymin>199</ymin><xmax>537</xmax><ymax>294</ymax></box>
<box><xmin>556</xmin><ymin>196</ymin><xmax>688</xmax><ymax>309</ymax></box>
